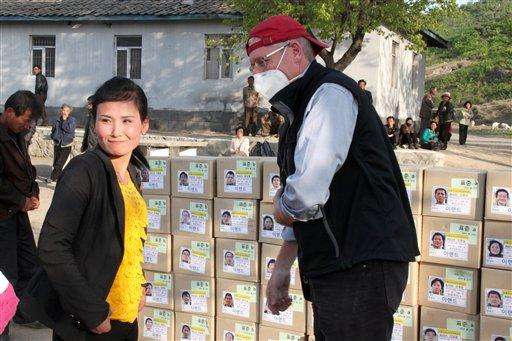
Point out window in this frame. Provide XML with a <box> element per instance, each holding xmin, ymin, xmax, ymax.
<box><xmin>391</xmin><ymin>41</ymin><xmax>399</xmax><ymax>88</ymax></box>
<box><xmin>205</xmin><ymin>35</ymin><xmax>233</xmax><ymax>80</ymax></box>
<box><xmin>115</xmin><ymin>36</ymin><xmax>142</xmax><ymax>79</ymax></box>
<box><xmin>411</xmin><ymin>53</ymin><xmax>420</xmax><ymax>91</ymax></box>
<box><xmin>31</xmin><ymin>36</ymin><xmax>55</xmax><ymax>77</ymax></box>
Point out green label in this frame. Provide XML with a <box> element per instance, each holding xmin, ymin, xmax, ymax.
<box><xmin>148</xmin><ymin>199</ymin><xmax>167</xmax><ymax>215</ymax></box>
<box><xmin>446</xmin><ymin>268</ymin><xmax>473</xmax><ymax>290</ymax></box>
<box><xmin>447</xmin><ymin>318</ymin><xmax>476</xmax><ymax>340</ymax></box>
<box><xmin>279</xmin><ymin>332</ymin><xmax>302</xmax><ymax>340</ymax></box>
<box><xmin>402</xmin><ymin>171</ymin><xmax>417</xmax><ymax>190</ymax></box>
<box><xmin>191</xmin><ymin>241</ymin><xmax>211</xmax><ymax>259</ymax></box>
<box><xmin>148</xmin><ymin>235</ymin><xmax>168</xmax><ymax>253</ymax></box>
<box><xmin>236</xmin><ymin>160</ymin><xmax>257</xmax><ymax>177</ymax></box>
<box><xmin>290</xmin><ymin>293</ymin><xmax>305</xmax><ymax>312</ymax></box>
<box><xmin>153</xmin><ymin>273</ymin><xmax>172</xmax><ymax>289</ymax></box>
<box><xmin>191</xmin><ymin>280</ymin><xmax>210</xmax><ymax>296</ymax></box>
<box><xmin>153</xmin><ymin>309</ymin><xmax>171</xmax><ymax>325</ymax></box>
<box><xmin>235</xmin><ymin>242</ymin><xmax>255</xmax><ymax>260</ymax></box>
<box><xmin>393</xmin><ymin>306</ymin><xmax>413</xmax><ymax>327</ymax></box>
<box><xmin>235</xmin><ymin>323</ymin><xmax>256</xmax><ymax>338</ymax></box>
<box><xmin>236</xmin><ymin>284</ymin><xmax>257</xmax><ymax>303</ymax></box>
<box><xmin>148</xmin><ymin>159</ymin><xmax>167</xmax><ymax>174</ymax></box>
<box><xmin>451</xmin><ymin>178</ymin><xmax>478</xmax><ymax>198</ymax></box>
<box><xmin>450</xmin><ymin>223</ymin><xmax>478</xmax><ymax>245</ymax></box>
<box><xmin>190</xmin><ymin>202</ymin><xmax>208</xmax><ymax>216</ymax></box>
<box><xmin>233</xmin><ymin>200</ymin><xmax>254</xmax><ymax>217</ymax></box>
<box><xmin>191</xmin><ymin>315</ymin><xmax>209</xmax><ymax>334</ymax></box>
<box><xmin>189</xmin><ymin>162</ymin><xmax>209</xmax><ymax>180</ymax></box>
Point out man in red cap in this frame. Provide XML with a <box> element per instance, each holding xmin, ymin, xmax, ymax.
<box><xmin>247</xmin><ymin>15</ymin><xmax>419</xmax><ymax>340</ymax></box>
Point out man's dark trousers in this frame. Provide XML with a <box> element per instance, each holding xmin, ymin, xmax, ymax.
<box><xmin>310</xmin><ymin>260</ymin><xmax>408</xmax><ymax>341</ymax></box>
<box><xmin>0</xmin><ymin>212</ymin><xmax>39</xmax><ymax>297</ymax></box>
<box><xmin>51</xmin><ymin>144</ymin><xmax>71</xmax><ymax>181</ymax></box>
<box><xmin>459</xmin><ymin>124</ymin><xmax>468</xmax><ymax>145</ymax></box>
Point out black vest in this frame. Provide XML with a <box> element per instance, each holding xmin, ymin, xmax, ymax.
<box><xmin>270</xmin><ymin>61</ymin><xmax>419</xmax><ymax>281</ymax></box>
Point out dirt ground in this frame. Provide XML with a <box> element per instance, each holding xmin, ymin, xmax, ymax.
<box><xmin>9</xmin><ymin>130</ymin><xmax>512</xmax><ymax>340</ymax></box>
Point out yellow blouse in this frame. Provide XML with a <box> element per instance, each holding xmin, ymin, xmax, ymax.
<box><xmin>106</xmin><ymin>179</ymin><xmax>147</xmax><ymax>323</ymax></box>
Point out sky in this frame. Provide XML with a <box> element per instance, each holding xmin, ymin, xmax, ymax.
<box><xmin>456</xmin><ymin>0</ymin><xmax>475</xmax><ymax>5</ymax></box>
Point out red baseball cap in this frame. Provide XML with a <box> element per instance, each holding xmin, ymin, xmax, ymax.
<box><xmin>246</xmin><ymin>15</ymin><xmax>329</xmax><ymax>56</ymax></box>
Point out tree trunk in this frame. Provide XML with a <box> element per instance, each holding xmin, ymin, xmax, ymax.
<box><xmin>329</xmin><ymin>30</ymin><xmax>365</xmax><ymax>72</ymax></box>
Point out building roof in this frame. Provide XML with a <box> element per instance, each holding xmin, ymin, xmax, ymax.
<box><xmin>0</xmin><ymin>0</ymin><xmax>241</xmax><ymax>21</ymax></box>
<box><xmin>420</xmin><ymin>29</ymin><xmax>450</xmax><ymax>49</ymax></box>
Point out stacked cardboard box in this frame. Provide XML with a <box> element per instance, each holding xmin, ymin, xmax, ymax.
<box><xmin>480</xmin><ymin>170</ymin><xmax>512</xmax><ymax>340</ymax></box>
<box><xmin>418</xmin><ymin>168</ymin><xmax>487</xmax><ymax>341</ymax></box>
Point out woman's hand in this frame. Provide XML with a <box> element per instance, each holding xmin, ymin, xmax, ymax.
<box><xmin>91</xmin><ymin>317</ymin><xmax>111</xmax><ymax>334</ymax></box>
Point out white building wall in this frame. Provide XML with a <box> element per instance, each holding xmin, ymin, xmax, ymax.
<box><xmin>0</xmin><ymin>21</ymin><xmax>423</xmax><ymax>121</ymax></box>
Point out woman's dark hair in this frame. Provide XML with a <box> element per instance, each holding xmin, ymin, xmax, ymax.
<box><xmin>181</xmin><ymin>249</ymin><xmax>190</xmax><ymax>255</ymax></box>
<box><xmin>267</xmin><ymin>259</ymin><xmax>276</xmax><ymax>267</ymax></box>
<box><xmin>226</xmin><ymin>171</ymin><xmax>235</xmax><ymax>177</ymax></box>
<box><xmin>91</xmin><ymin>76</ymin><xmax>148</xmax><ymax>121</ymax></box>
<box><xmin>406</xmin><ymin>117</ymin><xmax>413</xmax><ymax>123</ymax></box>
<box><xmin>386</xmin><ymin>116</ymin><xmax>394</xmax><ymax>121</ymax></box>
<box><xmin>224</xmin><ymin>292</ymin><xmax>233</xmax><ymax>299</ymax></box>
<box><xmin>224</xmin><ymin>251</ymin><xmax>234</xmax><ymax>258</ymax></box>
<box><xmin>434</xmin><ymin>187</ymin><xmax>447</xmax><ymax>196</ymax></box>
<box><xmin>235</xmin><ymin>126</ymin><xmax>245</xmax><ymax>134</ymax></box>
<box><xmin>182</xmin><ymin>291</ymin><xmax>191</xmax><ymax>298</ymax></box>
<box><xmin>430</xmin><ymin>120</ymin><xmax>438</xmax><ymax>127</ymax></box>
<box><xmin>182</xmin><ymin>325</ymin><xmax>190</xmax><ymax>332</ymax></box>
<box><xmin>488</xmin><ymin>240</ymin><xmax>504</xmax><ymax>254</ymax></box>
<box><xmin>463</xmin><ymin>101</ymin><xmax>472</xmax><ymax>107</ymax></box>
<box><xmin>145</xmin><ymin>317</ymin><xmax>153</xmax><ymax>324</ymax></box>
<box><xmin>222</xmin><ymin>211</ymin><xmax>231</xmax><ymax>217</ymax></box>
<box><xmin>424</xmin><ymin>328</ymin><xmax>437</xmax><ymax>336</ymax></box>
<box><xmin>432</xmin><ymin>232</ymin><xmax>446</xmax><ymax>244</ymax></box>
<box><xmin>4</xmin><ymin>90</ymin><xmax>42</xmax><ymax>119</ymax></box>
<box><xmin>271</xmin><ymin>175</ymin><xmax>280</xmax><ymax>182</ymax></box>
<box><xmin>487</xmin><ymin>290</ymin><xmax>502</xmax><ymax>299</ymax></box>
<box><xmin>495</xmin><ymin>188</ymin><xmax>509</xmax><ymax>198</ymax></box>
<box><xmin>430</xmin><ymin>278</ymin><xmax>444</xmax><ymax>290</ymax></box>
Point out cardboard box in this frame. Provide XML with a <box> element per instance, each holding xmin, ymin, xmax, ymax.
<box><xmin>422</xmin><ymin>168</ymin><xmax>486</xmax><ymax>220</ymax></box>
<box><xmin>400</xmin><ymin>165</ymin><xmax>424</xmax><ymax>215</ymax></box>
<box><xmin>170</xmin><ymin>157</ymin><xmax>216</xmax><ymax>199</ymax></box>
<box><xmin>482</xmin><ymin>220</ymin><xmax>512</xmax><ymax>271</ymax></box>
<box><xmin>174</xmin><ymin>312</ymin><xmax>215</xmax><ymax>341</ymax></box>
<box><xmin>260</xmin><ymin>243</ymin><xmax>301</xmax><ymax>290</ymax></box>
<box><xmin>485</xmin><ymin>170</ymin><xmax>512</xmax><ymax>222</ymax></box>
<box><xmin>172</xmin><ymin>235</ymin><xmax>215</xmax><ymax>277</ymax></box>
<box><xmin>171</xmin><ymin>198</ymin><xmax>214</xmax><ymax>238</ymax></box>
<box><xmin>141</xmin><ymin>157</ymin><xmax>171</xmax><ymax>195</ymax></box>
<box><xmin>215</xmin><ymin>238</ymin><xmax>260</xmax><ymax>282</ymax></box>
<box><xmin>418</xmin><ymin>263</ymin><xmax>479</xmax><ymax>314</ymax></box>
<box><xmin>144</xmin><ymin>195</ymin><xmax>171</xmax><ymax>234</ymax></box>
<box><xmin>213</xmin><ymin>198</ymin><xmax>258</xmax><ymax>240</ymax></box>
<box><xmin>143</xmin><ymin>234</ymin><xmax>172</xmax><ymax>272</ymax></box>
<box><xmin>216</xmin><ymin>158</ymin><xmax>262</xmax><ymax>199</ymax></box>
<box><xmin>392</xmin><ymin>305</ymin><xmax>419</xmax><ymax>341</ymax></box>
<box><xmin>481</xmin><ymin>267</ymin><xmax>512</xmax><ymax>320</ymax></box>
<box><xmin>401</xmin><ymin>262</ymin><xmax>419</xmax><ymax>306</ymax></box>
<box><xmin>215</xmin><ymin>318</ymin><xmax>258</xmax><ymax>341</ymax></box>
<box><xmin>307</xmin><ymin>302</ymin><xmax>314</xmax><ymax>336</ymax></box>
<box><xmin>421</xmin><ymin>216</ymin><xmax>483</xmax><ymax>268</ymax></box>
<box><xmin>480</xmin><ymin>315</ymin><xmax>512</xmax><ymax>341</ymax></box>
<box><xmin>259</xmin><ymin>202</ymin><xmax>286</xmax><ymax>246</ymax></box>
<box><xmin>258</xmin><ymin>325</ymin><xmax>307</xmax><ymax>341</ymax></box>
<box><xmin>260</xmin><ymin>284</ymin><xmax>306</xmax><ymax>333</ymax></box>
<box><xmin>144</xmin><ymin>271</ymin><xmax>174</xmax><ymax>310</ymax></box>
<box><xmin>261</xmin><ymin>159</ymin><xmax>281</xmax><ymax>203</ymax></box>
<box><xmin>413</xmin><ymin>214</ymin><xmax>422</xmax><ymax>262</ymax></box>
<box><xmin>138</xmin><ymin>307</ymin><xmax>174</xmax><ymax>341</ymax></box>
<box><xmin>216</xmin><ymin>278</ymin><xmax>259</xmax><ymax>323</ymax></box>
<box><xmin>173</xmin><ymin>274</ymin><xmax>215</xmax><ymax>317</ymax></box>
<box><xmin>419</xmin><ymin>306</ymin><xmax>480</xmax><ymax>341</ymax></box>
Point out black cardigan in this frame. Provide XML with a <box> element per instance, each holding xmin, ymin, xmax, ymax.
<box><xmin>37</xmin><ymin>147</ymin><xmax>148</xmax><ymax>332</ymax></box>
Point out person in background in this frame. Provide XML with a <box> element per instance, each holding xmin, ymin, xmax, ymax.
<box><xmin>0</xmin><ymin>91</ymin><xmax>42</xmax><ymax>338</ymax></box>
<box><xmin>48</xmin><ymin>104</ymin><xmax>76</xmax><ymax>183</ymax></box>
<box><xmin>399</xmin><ymin>117</ymin><xmax>419</xmax><ymax>149</ymax></box>
<box><xmin>419</xmin><ymin>87</ymin><xmax>437</xmax><ymax>134</ymax></box>
<box><xmin>229</xmin><ymin>126</ymin><xmax>250</xmax><ymax>157</ymax></box>
<box><xmin>261</xmin><ymin>109</ymin><xmax>284</xmax><ymax>137</ymax></box>
<box><xmin>458</xmin><ymin>100</ymin><xmax>474</xmax><ymax>145</ymax></box>
<box><xmin>0</xmin><ymin>270</ymin><xmax>19</xmax><ymax>337</ymax></box>
<box><xmin>435</xmin><ymin>92</ymin><xmax>454</xmax><ymax>149</ymax></box>
<box><xmin>421</xmin><ymin>121</ymin><xmax>441</xmax><ymax>151</ymax></box>
<box><xmin>357</xmin><ymin>79</ymin><xmax>373</xmax><ymax>105</ymax></box>
<box><xmin>81</xmin><ymin>95</ymin><xmax>98</xmax><ymax>153</ymax></box>
<box><xmin>384</xmin><ymin>116</ymin><xmax>398</xmax><ymax>148</ymax></box>
<box><xmin>33</xmin><ymin>66</ymin><xmax>48</xmax><ymax>125</ymax></box>
<box><xmin>243</xmin><ymin>76</ymin><xmax>259</xmax><ymax>136</ymax></box>
<box><xmin>38</xmin><ymin>77</ymin><xmax>150</xmax><ymax>340</ymax></box>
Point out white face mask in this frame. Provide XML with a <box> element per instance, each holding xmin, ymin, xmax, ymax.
<box><xmin>253</xmin><ymin>45</ymin><xmax>290</xmax><ymax>100</ymax></box>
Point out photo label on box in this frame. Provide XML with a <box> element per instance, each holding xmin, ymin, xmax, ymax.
<box><xmin>142</xmin><ymin>309</ymin><xmax>171</xmax><ymax>340</ymax></box>
<box><xmin>484</xmin><ymin>238</ymin><xmax>512</xmax><ymax>268</ymax></box>
<box><xmin>224</xmin><ymin>162</ymin><xmax>256</xmax><ymax>194</ymax></box>
<box><xmin>428</xmin><ymin>230</ymin><xmax>469</xmax><ymax>261</ymax></box>
<box><xmin>181</xmin><ymin>286</ymin><xmax>208</xmax><ymax>314</ymax></box>
<box><xmin>485</xmin><ymin>288</ymin><xmax>512</xmax><ymax>319</ymax></box>
<box><xmin>265</xmin><ymin>257</ymin><xmax>298</xmax><ymax>286</ymax></box>
<box><xmin>263</xmin><ymin>298</ymin><xmax>294</xmax><ymax>326</ymax></box>
<box><xmin>179</xmin><ymin>202</ymin><xmax>208</xmax><ymax>234</ymax></box>
<box><xmin>223</xmin><ymin>243</ymin><xmax>254</xmax><ymax>277</ymax></box>
<box><xmin>234</xmin><ymin>323</ymin><xmax>256</xmax><ymax>340</ymax></box>
<box><xmin>178</xmin><ymin>163</ymin><xmax>208</xmax><ymax>195</ymax></box>
<box><xmin>431</xmin><ymin>185</ymin><xmax>473</xmax><ymax>215</ymax></box>
<box><xmin>147</xmin><ymin>199</ymin><xmax>166</xmax><ymax>230</ymax></box>
<box><xmin>142</xmin><ymin>160</ymin><xmax>167</xmax><ymax>190</ymax></box>
<box><xmin>491</xmin><ymin>186</ymin><xmax>512</xmax><ymax>216</ymax></box>
<box><xmin>261</xmin><ymin>213</ymin><xmax>285</xmax><ymax>240</ymax></box>
<box><xmin>146</xmin><ymin>273</ymin><xmax>172</xmax><ymax>305</ymax></box>
<box><xmin>402</xmin><ymin>171</ymin><xmax>417</xmax><ymax>203</ymax></box>
<box><xmin>221</xmin><ymin>290</ymin><xmax>251</xmax><ymax>318</ymax></box>
<box><xmin>427</xmin><ymin>276</ymin><xmax>468</xmax><ymax>308</ymax></box>
<box><xmin>179</xmin><ymin>244</ymin><xmax>208</xmax><ymax>275</ymax></box>
<box><xmin>143</xmin><ymin>236</ymin><xmax>168</xmax><ymax>265</ymax></box>
<box><xmin>446</xmin><ymin>318</ymin><xmax>476</xmax><ymax>340</ymax></box>
<box><xmin>268</xmin><ymin>173</ymin><xmax>281</xmax><ymax>198</ymax></box>
<box><xmin>421</xmin><ymin>327</ymin><xmax>462</xmax><ymax>341</ymax></box>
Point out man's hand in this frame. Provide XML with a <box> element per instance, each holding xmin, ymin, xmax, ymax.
<box><xmin>31</xmin><ymin>197</ymin><xmax>40</xmax><ymax>210</ymax></box>
<box><xmin>91</xmin><ymin>317</ymin><xmax>111</xmax><ymax>334</ymax></box>
<box><xmin>21</xmin><ymin>197</ymin><xmax>38</xmax><ymax>212</ymax></box>
<box><xmin>273</xmin><ymin>188</ymin><xmax>294</xmax><ymax>227</ymax></box>
<box><xmin>139</xmin><ymin>286</ymin><xmax>147</xmax><ymax>312</ymax></box>
<box><xmin>266</xmin><ymin>268</ymin><xmax>292</xmax><ymax>315</ymax></box>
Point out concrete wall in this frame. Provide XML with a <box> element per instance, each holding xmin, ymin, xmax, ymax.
<box><xmin>0</xmin><ymin>21</ymin><xmax>424</xmax><ymax>131</ymax></box>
